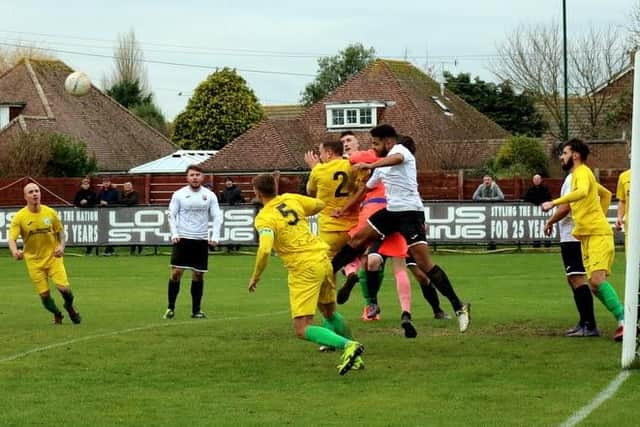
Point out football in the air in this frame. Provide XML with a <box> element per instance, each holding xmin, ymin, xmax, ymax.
<box><xmin>64</xmin><ymin>71</ymin><xmax>91</xmax><ymax>96</ymax></box>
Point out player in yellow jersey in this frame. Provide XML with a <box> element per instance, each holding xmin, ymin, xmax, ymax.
<box><xmin>305</xmin><ymin>139</ymin><xmax>359</xmax><ymax>258</ymax></box>
<box><xmin>615</xmin><ymin>167</ymin><xmax>631</xmax><ymax>250</ymax></box>
<box><xmin>8</xmin><ymin>183</ymin><xmax>81</xmax><ymax>325</ymax></box>
<box><xmin>247</xmin><ymin>174</ymin><xmax>364</xmax><ymax>375</ymax></box>
<box><xmin>542</xmin><ymin>139</ymin><xmax>624</xmax><ymax>341</ymax></box>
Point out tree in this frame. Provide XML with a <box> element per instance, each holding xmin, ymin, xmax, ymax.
<box><xmin>300</xmin><ymin>43</ymin><xmax>376</xmax><ymax>106</ymax></box>
<box><xmin>0</xmin><ymin>132</ymin><xmax>97</xmax><ymax>177</ymax></box>
<box><xmin>131</xmin><ymin>102</ymin><xmax>168</xmax><ymax>135</ymax></box>
<box><xmin>444</xmin><ymin>72</ymin><xmax>547</xmax><ymax>136</ymax></box>
<box><xmin>104</xmin><ymin>29</ymin><xmax>149</xmax><ymax>94</ymax></box>
<box><xmin>171</xmin><ymin>68</ymin><xmax>264</xmax><ymax>150</ymax></box>
<box><xmin>492</xmin><ymin>22</ymin><xmax>627</xmax><ymax>139</ymax></box>
<box><xmin>492</xmin><ymin>135</ymin><xmax>548</xmax><ymax>178</ymax></box>
<box><xmin>104</xmin><ymin>30</ymin><xmax>168</xmax><ymax>135</ymax></box>
<box><xmin>629</xmin><ymin>0</ymin><xmax>640</xmax><ymax>48</ymax></box>
<box><xmin>0</xmin><ymin>42</ymin><xmax>55</xmax><ymax>74</ymax></box>
<box><xmin>106</xmin><ymin>79</ymin><xmax>151</xmax><ymax>109</ymax></box>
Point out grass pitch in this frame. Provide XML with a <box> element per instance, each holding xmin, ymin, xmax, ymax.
<box><xmin>1</xmin><ymin>249</ymin><xmax>638</xmax><ymax>426</ymax></box>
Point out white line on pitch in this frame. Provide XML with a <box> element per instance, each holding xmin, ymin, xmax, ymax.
<box><xmin>558</xmin><ymin>371</ymin><xmax>632</xmax><ymax>427</ymax></box>
<box><xmin>0</xmin><ymin>310</ymin><xmax>288</xmax><ymax>363</ymax></box>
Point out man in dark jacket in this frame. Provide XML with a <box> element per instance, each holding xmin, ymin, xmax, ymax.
<box><xmin>74</xmin><ymin>177</ymin><xmax>97</xmax><ymax>208</ymax></box>
<box><xmin>523</xmin><ymin>174</ymin><xmax>552</xmax><ymax>206</ymax></box>
<box><xmin>97</xmin><ymin>177</ymin><xmax>119</xmax><ymax>255</ymax></box>
<box><xmin>74</xmin><ymin>178</ymin><xmax>97</xmax><ymax>255</ymax></box>
<box><xmin>220</xmin><ymin>177</ymin><xmax>244</xmax><ymax>205</ymax></box>
<box><xmin>120</xmin><ymin>182</ymin><xmax>143</xmax><ymax>255</ymax></box>
<box><xmin>220</xmin><ymin>177</ymin><xmax>244</xmax><ymax>252</ymax></box>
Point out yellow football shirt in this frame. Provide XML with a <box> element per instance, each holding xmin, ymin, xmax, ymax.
<box><xmin>552</xmin><ymin>164</ymin><xmax>612</xmax><ymax>237</ymax></box>
<box><xmin>616</xmin><ymin>169</ymin><xmax>631</xmax><ymax>217</ymax></box>
<box><xmin>254</xmin><ymin>194</ymin><xmax>329</xmax><ymax>270</ymax></box>
<box><xmin>9</xmin><ymin>205</ymin><xmax>63</xmax><ymax>269</ymax></box>
<box><xmin>307</xmin><ymin>158</ymin><xmax>358</xmax><ymax>232</ymax></box>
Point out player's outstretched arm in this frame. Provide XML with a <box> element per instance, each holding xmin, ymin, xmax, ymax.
<box><xmin>249</xmin><ymin>228</ymin><xmax>275</xmax><ymax>292</ymax></box>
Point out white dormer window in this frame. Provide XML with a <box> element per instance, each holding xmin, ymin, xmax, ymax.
<box><xmin>325</xmin><ymin>101</ymin><xmax>386</xmax><ymax>130</ymax></box>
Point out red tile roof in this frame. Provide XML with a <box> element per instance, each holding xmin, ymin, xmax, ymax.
<box><xmin>203</xmin><ymin>59</ymin><xmax>509</xmax><ymax>172</ymax></box>
<box><xmin>0</xmin><ymin>59</ymin><xmax>176</xmax><ymax>172</ymax></box>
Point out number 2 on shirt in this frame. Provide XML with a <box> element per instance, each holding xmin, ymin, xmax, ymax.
<box><xmin>333</xmin><ymin>171</ymin><xmax>350</xmax><ymax>198</ymax></box>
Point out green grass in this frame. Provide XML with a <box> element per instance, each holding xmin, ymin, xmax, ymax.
<box><xmin>1</xmin><ymin>249</ymin><xmax>638</xmax><ymax>426</ymax></box>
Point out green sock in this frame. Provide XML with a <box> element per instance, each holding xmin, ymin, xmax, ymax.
<box><xmin>595</xmin><ymin>282</ymin><xmax>624</xmax><ymax>322</ymax></box>
<box><xmin>358</xmin><ymin>267</ymin><xmax>370</xmax><ymax>304</ymax></box>
<box><xmin>326</xmin><ymin>312</ymin><xmax>351</xmax><ymax>339</ymax></box>
<box><xmin>304</xmin><ymin>325</ymin><xmax>349</xmax><ymax>349</ymax></box>
<box><xmin>322</xmin><ymin>318</ymin><xmax>336</xmax><ymax>332</ymax></box>
<box><xmin>60</xmin><ymin>290</ymin><xmax>74</xmax><ymax>309</ymax></box>
<box><xmin>41</xmin><ymin>296</ymin><xmax>61</xmax><ymax>315</ymax></box>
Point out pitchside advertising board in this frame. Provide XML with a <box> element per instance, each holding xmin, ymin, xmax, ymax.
<box><xmin>0</xmin><ymin>202</ymin><xmax>625</xmax><ymax>247</ymax></box>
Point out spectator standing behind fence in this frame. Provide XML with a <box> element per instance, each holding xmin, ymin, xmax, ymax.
<box><xmin>523</xmin><ymin>174</ymin><xmax>552</xmax><ymax>205</ymax></box>
<box><xmin>74</xmin><ymin>177</ymin><xmax>98</xmax><ymax>255</ymax></box>
<box><xmin>97</xmin><ymin>177</ymin><xmax>120</xmax><ymax>256</ymax></box>
<box><xmin>472</xmin><ymin>175</ymin><xmax>504</xmax><ymax>201</ymax></box>
<box><xmin>219</xmin><ymin>177</ymin><xmax>244</xmax><ymax>251</ymax></box>
<box><xmin>120</xmin><ymin>182</ymin><xmax>143</xmax><ymax>255</ymax></box>
<box><xmin>220</xmin><ymin>177</ymin><xmax>244</xmax><ymax>205</ymax></box>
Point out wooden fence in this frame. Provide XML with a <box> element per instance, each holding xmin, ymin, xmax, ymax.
<box><xmin>0</xmin><ymin>170</ymin><xmax>626</xmax><ymax>207</ymax></box>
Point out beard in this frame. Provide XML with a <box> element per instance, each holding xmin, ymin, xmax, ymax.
<box><xmin>561</xmin><ymin>157</ymin><xmax>574</xmax><ymax>172</ymax></box>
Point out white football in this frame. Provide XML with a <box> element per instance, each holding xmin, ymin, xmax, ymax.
<box><xmin>64</xmin><ymin>71</ymin><xmax>91</xmax><ymax>96</ymax></box>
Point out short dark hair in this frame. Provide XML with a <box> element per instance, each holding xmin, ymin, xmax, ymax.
<box><xmin>186</xmin><ymin>164</ymin><xmax>204</xmax><ymax>174</ymax></box>
<box><xmin>252</xmin><ymin>174</ymin><xmax>276</xmax><ymax>197</ymax></box>
<box><xmin>370</xmin><ymin>124</ymin><xmax>397</xmax><ymax>139</ymax></box>
<box><xmin>563</xmin><ymin>138</ymin><xmax>590</xmax><ymax>161</ymax></box>
<box><xmin>398</xmin><ymin>135</ymin><xmax>416</xmax><ymax>154</ymax></box>
<box><xmin>224</xmin><ymin>177</ymin><xmax>233</xmax><ymax>183</ymax></box>
<box><xmin>320</xmin><ymin>139</ymin><xmax>344</xmax><ymax>156</ymax></box>
<box><xmin>340</xmin><ymin>130</ymin><xmax>355</xmax><ymax>138</ymax></box>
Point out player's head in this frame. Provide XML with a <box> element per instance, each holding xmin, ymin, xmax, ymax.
<box><xmin>252</xmin><ymin>173</ymin><xmax>276</xmax><ymax>201</ymax></box>
<box><xmin>339</xmin><ymin>131</ymin><xmax>359</xmax><ymax>155</ymax></box>
<box><xmin>370</xmin><ymin>124</ymin><xmax>398</xmax><ymax>157</ymax></box>
<box><xmin>319</xmin><ymin>139</ymin><xmax>344</xmax><ymax>162</ymax></box>
<box><xmin>23</xmin><ymin>183</ymin><xmax>41</xmax><ymax>206</ymax></box>
<box><xmin>186</xmin><ymin>164</ymin><xmax>204</xmax><ymax>189</ymax></box>
<box><xmin>398</xmin><ymin>135</ymin><xmax>416</xmax><ymax>154</ymax></box>
<box><xmin>560</xmin><ymin>138</ymin><xmax>589</xmax><ymax>171</ymax></box>
<box><xmin>532</xmin><ymin>174</ymin><xmax>542</xmax><ymax>186</ymax></box>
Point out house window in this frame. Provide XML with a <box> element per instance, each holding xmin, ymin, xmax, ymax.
<box><xmin>325</xmin><ymin>101</ymin><xmax>386</xmax><ymax>130</ymax></box>
<box><xmin>332</xmin><ymin>109</ymin><xmax>344</xmax><ymax>126</ymax></box>
<box><xmin>0</xmin><ymin>106</ymin><xmax>9</xmax><ymax>129</ymax></box>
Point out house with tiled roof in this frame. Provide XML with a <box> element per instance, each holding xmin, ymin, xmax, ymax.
<box><xmin>0</xmin><ymin>59</ymin><xmax>176</xmax><ymax>172</ymax></box>
<box><xmin>203</xmin><ymin>59</ymin><xmax>509</xmax><ymax>173</ymax></box>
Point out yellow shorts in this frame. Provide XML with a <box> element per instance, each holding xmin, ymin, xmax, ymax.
<box><xmin>318</xmin><ymin>230</ymin><xmax>350</xmax><ymax>259</ymax></box>
<box><xmin>27</xmin><ymin>257</ymin><xmax>70</xmax><ymax>295</ymax></box>
<box><xmin>580</xmin><ymin>234</ymin><xmax>614</xmax><ymax>279</ymax></box>
<box><xmin>288</xmin><ymin>256</ymin><xmax>336</xmax><ymax>318</ymax></box>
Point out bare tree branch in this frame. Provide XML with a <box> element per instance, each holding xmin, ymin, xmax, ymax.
<box><xmin>0</xmin><ymin>41</ymin><xmax>55</xmax><ymax>74</ymax></box>
<box><xmin>492</xmin><ymin>22</ymin><xmax>627</xmax><ymax>140</ymax></box>
<box><xmin>104</xmin><ymin>29</ymin><xmax>149</xmax><ymax>94</ymax></box>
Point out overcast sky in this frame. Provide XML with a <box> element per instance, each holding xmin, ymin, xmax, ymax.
<box><xmin>2</xmin><ymin>0</ymin><xmax>636</xmax><ymax>119</ymax></box>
